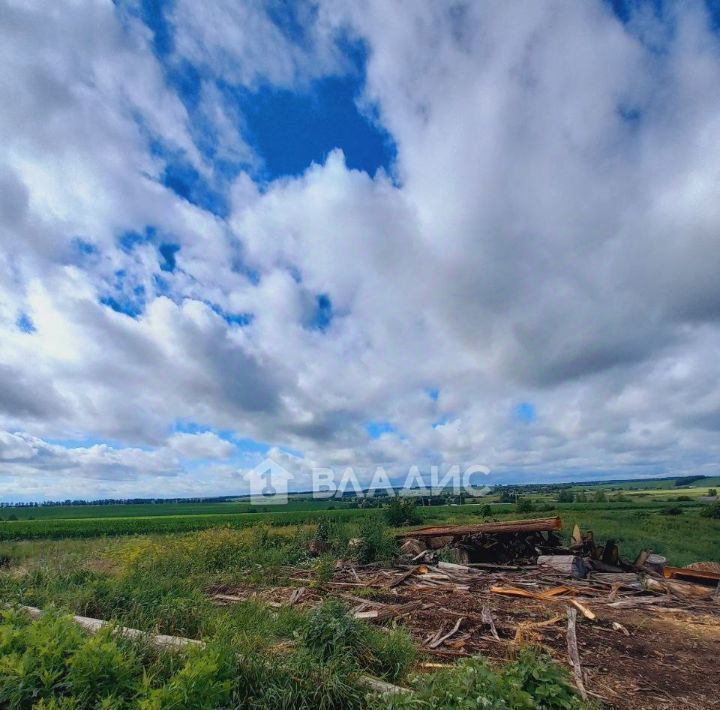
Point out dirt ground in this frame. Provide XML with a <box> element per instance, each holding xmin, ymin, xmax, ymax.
<box><xmin>211</xmin><ymin>564</ymin><xmax>720</xmax><ymax>709</ymax></box>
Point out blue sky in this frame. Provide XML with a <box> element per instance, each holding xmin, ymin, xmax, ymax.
<box><xmin>2</xmin><ymin>1</ymin><xmax>720</xmax><ymax>501</ymax></box>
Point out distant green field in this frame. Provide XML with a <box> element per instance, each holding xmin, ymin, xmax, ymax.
<box><xmin>0</xmin><ymin>499</ymin><xmax>348</xmax><ymax>521</ymax></box>
<box><xmin>0</xmin><ymin>507</ymin><xmax>379</xmax><ymax>541</ymax></box>
<box><xmin>1</xmin><ymin>473</ymin><xmax>719</xmax><ymax>565</ymax></box>
<box><xmin>0</xmin><ymin>497</ymin><xmax>698</xmax><ymax>541</ymax></box>
<box><xmin>1</xmin><ymin>496</ymin><xmax>718</xmax><ymax>565</ymax></box>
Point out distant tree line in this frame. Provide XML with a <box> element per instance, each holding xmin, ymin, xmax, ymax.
<box><xmin>673</xmin><ymin>475</ymin><xmax>706</xmax><ymax>487</ymax></box>
<box><xmin>0</xmin><ymin>496</ymin><xmax>240</xmax><ymax>508</ymax></box>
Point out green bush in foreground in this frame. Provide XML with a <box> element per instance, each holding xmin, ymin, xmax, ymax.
<box><xmin>388</xmin><ymin>648</ymin><xmax>589</xmax><ymax>709</ymax></box>
<box><xmin>354</xmin><ymin>520</ymin><xmax>397</xmax><ymax>565</ymax></box>
<box><xmin>384</xmin><ymin>498</ymin><xmax>422</xmax><ymax>527</ymax></box>
<box><xmin>0</xmin><ymin>606</ymin><xmax>589</xmax><ymax>709</ymax></box>
<box><xmin>302</xmin><ymin>599</ymin><xmax>416</xmax><ymax>683</ymax></box>
<box><xmin>0</xmin><ymin>608</ymin><xmax>364</xmax><ymax>709</ymax></box>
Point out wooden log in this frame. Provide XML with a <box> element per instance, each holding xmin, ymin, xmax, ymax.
<box><xmin>388</xmin><ymin>565</ymin><xmax>424</xmax><ymax>588</ymax></box>
<box><xmin>427</xmin><ymin>535</ymin><xmax>455</xmax><ymax>550</ymax></box>
<box><xmin>571</xmin><ymin>524</ymin><xmax>583</xmax><ymax>546</ymax></box>
<box><xmin>644</xmin><ymin>577</ymin><xmax>717</xmax><ymax>600</ymax></box>
<box><xmin>601</xmin><ymin>540</ymin><xmax>619</xmax><ymax>567</ymax></box>
<box><xmin>632</xmin><ymin>549</ymin><xmax>649</xmax><ymax>568</ymax></box>
<box><xmin>566</xmin><ymin>607</ymin><xmax>588</xmax><ymax>700</ymax></box>
<box><xmin>437</xmin><ymin>561</ymin><xmax>479</xmax><ymax>574</ymax></box>
<box><xmin>607</xmin><ymin>595</ymin><xmax>672</xmax><ymax>609</ymax></box>
<box><xmin>587</xmin><ymin>572</ymin><xmax>639</xmax><ymax>586</ymax></box>
<box><xmin>19</xmin><ymin>605</ymin><xmax>202</xmax><ymax>650</ymax></box>
<box><xmin>644</xmin><ymin>554</ymin><xmax>666</xmax><ymax>576</ymax></box>
<box><xmin>537</xmin><ymin>555</ymin><xmax>588</xmax><ymax>579</ymax></box>
<box><xmin>586</xmin><ymin>559</ymin><xmax>623</xmax><ymax>573</ymax></box>
<box><xmin>399</xmin><ymin>538</ymin><xmax>426</xmax><ymax>556</ymax></box>
<box><xmin>359</xmin><ymin>676</ymin><xmax>409</xmax><ymax>695</ymax></box>
<box><xmin>396</xmin><ymin>516</ymin><xmax>562</xmax><ymax>539</ymax></box>
<box><xmin>465</xmin><ymin>562</ymin><xmax>536</xmax><ymax>570</ymax></box>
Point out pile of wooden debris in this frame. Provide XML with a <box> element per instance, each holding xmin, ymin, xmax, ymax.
<box><xmin>208</xmin><ymin>517</ymin><xmax>720</xmax><ymax>709</ymax></box>
<box><xmin>396</xmin><ymin>516</ymin><xmax>565</xmax><ymax>564</ymax></box>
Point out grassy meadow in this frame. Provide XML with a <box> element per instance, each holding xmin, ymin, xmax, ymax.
<box><xmin>0</xmin><ymin>475</ymin><xmax>718</xmax><ymax>708</ymax></box>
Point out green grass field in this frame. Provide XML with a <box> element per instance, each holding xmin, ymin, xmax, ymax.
<box><xmin>1</xmin><ymin>475</ymin><xmax>719</xmax><ymax>708</ymax></box>
<box><xmin>0</xmin><ymin>520</ymin><xmax>589</xmax><ymax>708</ymax></box>
<box><xmin>0</xmin><ymin>498</ymin><xmax>351</xmax><ymax>521</ymax></box>
<box><xmin>2</xmin><ymin>498</ymin><xmax>718</xmax><ymax>563</ymax></box>
<box><xmin>2</xmin><ymin>473</ymin><xmax>719</xmax><ymax>564</ymax></box>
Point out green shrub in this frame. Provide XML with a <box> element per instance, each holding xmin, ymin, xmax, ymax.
<box><xmin>315</xmin><ymin>519</ymin><xmax>331</xmax><ymax>542</ymax></box>
<box><xmin>355</xmin><ymin>520</ymin><xmax>397</xmax><ymax>565</ymax></box>
<box><xmin>312</xmin><ymin>553</ymin><xmax>336</xmax><ymax>585</ymax></box>
<box><xmin>364</xmin><ymin>627</ymin><xmax>417</xmax><ymax>683</ymax></box>
<box><xmin>388</xmin><ymin>648</ymin><xmax>587</xmax><ymax>709</ymax></box>
<box><xmin>700</xmin><ymin>502</ymin><xmax>720</xmax><ymax>519</ymax></box>
<box><xmin>0</xmin><ymin>608</ymin><xmax>368</xmax><ymax>710</ymax></box>
<box><xmin>139</xmin><ymin>646</ymin><xmax>234</xmax><ymax>709</ymax></box>
<box><xmin>301</xmin><ymin>599</ymin><xmax>416</xmax><ymax>683</ymax></box>
<box><xmin>302</xmin><ymin>599</ymin><xmax>367</xmax><ymax>663</ymax></box>
<box><xmin>384</xmin><ymin>498</ymin><xmax>422</xmax><ymax>527</ymax></box>
<box><xmin>251</xmin><ymin>649</ymin><xmax>363</xmax><ymax>709</ymax></box>
<box><xmin>516</xmin><ymin>498</ymin><xmax>534</xmax><ymax>514</ymax></box>
<box><xmin>659</xmin><ymin>507</ymin><xmax>683</xmax><ymax>516</ymax></box>
<box><xmin>65</xmin><ymin>631</ymin><xmax>141</xmax><ymax>706</ymax></box>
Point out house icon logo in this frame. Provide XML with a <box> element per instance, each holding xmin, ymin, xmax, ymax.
<box><xmin>245</xmin><ymin>457</ymin><xmax>293</xmax><ymax>505</ymax></box>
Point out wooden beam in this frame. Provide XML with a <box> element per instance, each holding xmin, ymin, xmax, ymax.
<box><xmin>396</xmin><ymin>516</ymin><xmax>562</xmax><ymax>539</ymax></box>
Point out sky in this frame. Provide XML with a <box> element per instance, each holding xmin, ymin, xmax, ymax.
<box><xmin>2</xmin><ymin>0</ymin><xmax>720</xmax><ymax>501</ymax></box>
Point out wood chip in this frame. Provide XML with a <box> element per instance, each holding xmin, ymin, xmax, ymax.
<box><xmin>612</xmin><ymin>621</ymin><xmax>630</xmax><ymax>636</ymax></box>
<box><xmin>428</xmin><ymin>617</ymin><xmax>464</xmax><ymax>648</ymax></box>
<box><xmin>481</xmin><ymin>606</ymin><xmax>501</xmax><ymax>641</ymax></box>
<box><xmin>569</xmin><ymin>599</ymin><xmax>596</xmax><ymax>621</ymax></box>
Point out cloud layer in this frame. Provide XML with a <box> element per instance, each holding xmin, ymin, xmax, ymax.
<box><xmin>2</xmin><ymin>0</ymin><xmax>720</xmax><ymax>499</ymax></box>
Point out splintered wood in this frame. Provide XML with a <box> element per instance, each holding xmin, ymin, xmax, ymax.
<box><xmin>566</xmin><ymin>607</ymin><xmax>588</xmax><ymax>700</ymax></box>
<box><xmin>205</xmin><ymin>522</ymin><xmax>720</xmax><ymax>710</ymax></box>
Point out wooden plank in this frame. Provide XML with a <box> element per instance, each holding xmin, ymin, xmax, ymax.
<box><xmin>491</xmin><ymin>585</ymin><xmax>574</xmax><ymax>601</ymax></box>
<box><xmin>664</xmin><ymin>566</ymin><xmax>720</xmax><ymax>584</ymax></box>
<box><xmin>396</xmin><ymin>516</ymin><xmax>562</xmax><ymax>539</ymax></box>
